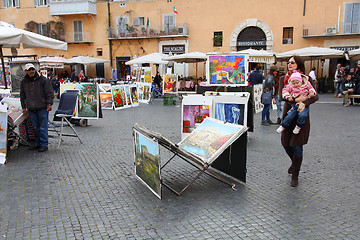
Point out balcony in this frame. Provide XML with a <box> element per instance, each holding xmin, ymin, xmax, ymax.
<box><xmin>64</xmin><ymin>31</ymin><xmax>93</xmax><ymax>44</ymax></box>
<box><xmin>302</xmin><ymin>22</ymin><xmax>360</xmax><ymax>38</ymax></box>
<box><xmin>107</xmin><ymin>24</ymin><xmax>188</xmax><ymax>40</ymax></box>
<box><xmin>50</xmin><ymin>0</ymin><xmax>96</xmax><ymax>16</ymax></box>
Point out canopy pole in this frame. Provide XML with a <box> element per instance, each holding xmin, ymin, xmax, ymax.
<box><xmin>0</xmin><ymin>46</ymin><xmax>8</xmax><ymax>89</ymax></box>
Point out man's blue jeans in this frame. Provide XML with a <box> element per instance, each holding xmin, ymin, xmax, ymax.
<box><xmin>262</xmin><ymin>104</ymin><xmax>271</xmax><ymax>121</ymax></box>
<box><xmin>281</xmin><ymin>104</ymin><xmax>309</xmax><ymax>129</ymax></box>
<box><xmin>28</xmin><ymin>108</ymin><xmax>49</xmax><ymax>147</ymax></box>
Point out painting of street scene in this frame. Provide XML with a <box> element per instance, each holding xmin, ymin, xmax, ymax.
<box><xmin>208</xmin><ymin>55</ymin><xmax>247</xmax><ymax>85</ymax></box>
<box><xmin>133</xmin><ymin>129</ymin><xmax>161</xmax><ymax>199</ymax></box>
<box><xmin>77</xmin><ymin>83</ymin><xmax>99</xmax><ymax>118</ymax></box>
<box><xmin>179</xmin><ymin>117</ymin><xmax>244</xmax><ymax>164</ymax></box>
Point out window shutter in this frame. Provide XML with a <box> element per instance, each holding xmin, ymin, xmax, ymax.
<box><xmin>344</xmin><ymin>3</ymin><xmax>353</xmax><ymax>34</ymax></box>
<box><xmin>73</xmin><ymin>20</ymin><xmax>83</xmax><ymax>42</ymax></box>
<box><xmin>117</xmin><ymin>16</ymin><xmax>128</xmax><ymax>34</ymax></box>
<box><xmin>133</xmin><ymin>17</ymin><xmax>139</xmax><ymax>26</ymax></box>
<box><xmin>3</xmin><ymin>0</ymin><xmax>8</xmax><ymax>8</ymax></box>
<box><xmin>15</xmin><ymin>0</ymin><xmax>19</xmax><ymax>7</ymax></box>
<box><xmin>352</xmin><ymin>3</ymin><xmax>360</xmax><ymax>33</ymax></box>
<box><xmin>34</xmin><ymin>0</ymin><xmax>38</xmax><ymax>7</ymax></box>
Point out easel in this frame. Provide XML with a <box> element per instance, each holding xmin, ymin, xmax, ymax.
<box><xmin>134</xmin><ymin>123</ymin><xmax>246</xmax><ymax>196</ymax></box>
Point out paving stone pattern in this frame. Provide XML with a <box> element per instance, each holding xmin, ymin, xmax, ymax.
<box><xmin>0</xmin><ymin>94</ymin><xmax>359</xmax><ymax>239</ymax></box>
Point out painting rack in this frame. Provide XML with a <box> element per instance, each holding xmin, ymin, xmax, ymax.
<box><xmin>133</xmin><ymin>122</ymin><xmax>246</xmax><ymax>196</ymax></box>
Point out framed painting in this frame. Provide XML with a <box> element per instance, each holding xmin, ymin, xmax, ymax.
<box><xmin>144</xmin><ymin>67</ymin><xmax>152</xmax><ymax>83</ymax></box>
<box><xmin>76</xmin><ymin>83</ymin><xmax>99</xmax><ymax>119</ymax></box>
<box><xmin>253</xmin><ymin>84</ymin><xmax>264</xmax><ymax>113</ymax></box>
<box><xmin>178</xmin><ymin>117</ymin><xmax>247</xmax><ymax>164</ymax></box>
<box><xmin>0</xmin><ymin>66</ymin><xmax>11</xmax><ymax>88</ymax></box>
<box><xmin>1</xmin><ymin>97</ymin><xmax>28</xmax><ymax>127</ymax></box>
<box><xmin>111</xmin><ymin>85</ymin><xmax>126</xmax><ymax>110</ymax></box>
<box><xmin>129</xmin><ymin>84</ymin><xmax>139</xmax><ymax>107</ymax></box>
<box><xmin>163</xmin><ymin>74</ymin><xmax>178</xmax><ymax>94</ymax></box>
<box><xmin>211</xmin><ymin>95</ymin><xmax>249</xmax><ymax>127</ymax></box>
<box><xmin>99</xmin><ymin>83</ymin><xmax>112</xmax><ymax>93</ymax></box>
<box><xmin>100</xmin><ymin>92</ymin><xmax>113</xmax><ymax>110</ymax></box>
<box><xmin>206</xmin><ymin>54</ymin><xmax>248</xmax><ymax>86</ymax></box>
<box><xmin>181</xmin><ymin>94</ymin><xmax>213</xmax><ymax>140</ymax></box>
<box><xmin>0</xmin><ymin>104</ymin><xmax>8</xmax><ymax>164</ymax></box>
<box><xmin>133</xmin><ymin>128</ymin><xmax>161</xmax><ymax>199</ymax></box>
<box><xmin>60</xmin><ymin>83</ymin><xmax>77</xmax><ymax>96</ymax></box>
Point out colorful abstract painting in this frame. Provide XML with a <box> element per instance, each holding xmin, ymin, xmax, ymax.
<box><xmin>0</xmin><ymin>66</ymin><xmax>11</xmax><ymax>88</ymax></box>
<box><xmin>207</xmin><ymin>55</ymin><xmax>247</xmax><ymax>86</ymax></box>
<box><xmin>178</xmin><ymin>117</ymin><xmax>245</xmax><ymax>164</ymax></box>
<box><xmin>133</xmin><ymin>129</ymin><xmax>161</xmax><ymax>199</ymax></box>
<box><xmin>100</xmin><ymin>92</ymin><xmax>113</xmax><ymax>109</ymax></box>
<box><xmin>163</xmin><ymin>74</ymin><xmax>178</xmax><ymax>94</ymax></box>
<box><xmin>77</xmin><ymin>83</ymin><xmax>99</xmax><ymax>119</ymax></box>
<box><xmin>0</xmin><ymin>104</ymin><xmax>7</xmax><ymax>164</ymax></box>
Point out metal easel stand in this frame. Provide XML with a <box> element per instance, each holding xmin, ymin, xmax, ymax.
<box><xmin>159</xmin><ymin>142</ymin><xmax>236</xmax><ymax>196</ymax></box>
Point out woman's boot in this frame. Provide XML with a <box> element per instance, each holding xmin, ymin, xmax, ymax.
<box><xmin>285</xmin><ymin>150</ymin><xmax>294</xmax><ymax>174</ymax></box>
<box><xmin>291</xmin><ymin>156</ymin><xmax>303</xmax><ymax>187</ymax></box>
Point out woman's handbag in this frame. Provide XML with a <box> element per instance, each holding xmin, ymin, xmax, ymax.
<box><xmin>261</xmin><ymin>91</ymin><xmax>272</xmax><ymax>104</ymax></box>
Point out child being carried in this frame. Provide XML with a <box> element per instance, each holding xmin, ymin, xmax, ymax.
<box><xmin>277</xmin><ymin>71</ymin><xmax>316</xmax><ymax>134</ymax></box>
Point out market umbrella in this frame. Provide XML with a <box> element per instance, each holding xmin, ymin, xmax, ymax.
<box><xmin>38</xmin><ymin>56</ymin><xmax>69</xmax><ymax>68</ymax></box>
<box><xmin>67</xmin><ymin>56</ymin><xmax>109</xmax><ymax>65</ymax></box>
<box><xmin>125</xmin><ymin>53</ymin><xmax>169</xmax><ymax>65</ymax></box>
<box><xmin>163</xmin><ymin>52</ymin><xmax>207</xmax><ymax>84</ymax></box>
<box><xmin>0</xmin><ymin>21</ymin><xmax>67</xmax><ymax>88</ymax></box>
<box><xmin>276</xmin><ymin>46</ymin><xmax>345</xmax><ymax>61</ymax></box>
<box><xmin>348</xmin><ymin>48</ymin><xmax>360</xmax><ymax>60</ymax></box>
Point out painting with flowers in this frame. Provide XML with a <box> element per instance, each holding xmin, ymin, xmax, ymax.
<box><xmin>111</xmin><ymin>85</ymin><xmax>126</xmax><ymax>110</ymax></box>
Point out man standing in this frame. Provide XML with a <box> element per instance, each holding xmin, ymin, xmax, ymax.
<box><xmin>334</xmin><ymin>63</ymin><xmax>341</xmax><ymax>96</ymax></box>
<box><xmin>20</xmin><ymin>63</ymin><xmax>54</xmax><ymax>152</ymax></box>
<box><xmin>248</xmin><ymin>66</ymin><xmax>263</xmax><ymax>86</ymax></box>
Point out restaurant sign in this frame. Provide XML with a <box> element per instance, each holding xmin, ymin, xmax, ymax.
<box><xmin>40</xmin><ymin>62</ymin><xmax>64</xmax><ymax>68</ymax></box>
<box><xmin>237</xmin><ymin>41</ymin><xmax>266</xmax><ymax>47</ymax></box>
<box><xmin>162</xmin><ymin>45</ymin><xmax>185</xmax><ymax>54</ymax></box>
<box><xmin>330</xmin><ymin>46</ymin><xmax>359</xmax><ymax>52</ymax></box>
<box><xmin>249</xmin><ymin>56</ymin><xmax>275</xmax><ymax>63</ymax></box>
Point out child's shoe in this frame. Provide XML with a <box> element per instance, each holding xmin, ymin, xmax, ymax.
<box><xmin>276</xmin><ymin>126</ymin><xmax>285</xmax><ymax>133</ymax></box>
<box><xmin>293</xmin><ymin>126</ymin><xmax>301</xmax><ymax>134</ymax></box>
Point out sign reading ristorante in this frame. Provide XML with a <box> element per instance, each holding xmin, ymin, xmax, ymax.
<box><xmin>162</xmin><ymin>45</ymin><xmax>185</xmax><ymax>54</ymax></box>
<box><xmin>237</xmin><ymin>41</ymin><xmax>266</xmax><ymax>47</ymax></box>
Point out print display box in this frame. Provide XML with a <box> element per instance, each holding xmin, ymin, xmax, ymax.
<box><xmin>133</xmin><ymin>129</ymin><xmax>161</xmax><ymax>199</ymax></box>
<box><xmin>207</xmin><ymin>54</ymin><xmax>248</xmax><ymax>86</ymax></box>
<box><xmin>133</xmin><ymin>117</ymin><xmax>248</xmax><ymax>196</ymax></box>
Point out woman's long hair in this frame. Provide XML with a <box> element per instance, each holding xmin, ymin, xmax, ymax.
<box><xmin>290</xmin><ymin>55</ymin><xmax>305</xmax><ymax>74</ymax></box>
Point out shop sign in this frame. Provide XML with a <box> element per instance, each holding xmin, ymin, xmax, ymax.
<box><xmin>249</xmin><ymin>56</ymin><xmax>275</xmax><ymax>63</ymax></box>
<box><xmin>237</xmin><ymin>41</ymin><xmax>266</xmax><ymax>47</ymax></box>
<box><xmin>330</xmin><ymin>46</ymin><xmax>359</xmax><ymax>52</ymax></box>
<box><xmin>40</xmin><ymin>62</ymin><xmax>64</xmax><ymax>68</ymax></box>
<box><xmin>162</xmin><ymin>45</ymin><xmax>185</xmax><ymax>54</ymax></box>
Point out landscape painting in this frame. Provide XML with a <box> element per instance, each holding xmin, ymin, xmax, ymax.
<box><xmin>100</xmin><ymin>92</ymin><xmax>113</xmax><ymax>110</ymax></box>
<box><xmin>207</xmin><ymin>55</ymin><xmax>247</xmax><ymax>86</ymax></box>
<box><xmin>178</xmin><ymin>117</ymin><xmax>245</xmax><ymax>164</ymax></box>
<box><xmin>77</xmin><ymin>83</ymin><xmax>99</xmax><ymax>119</ymax></box>
<box><xmin>133</xmin><ymin>129</ymin><xmax>161</xmax><ymax>199</ymax></box>
<box><xmin>60</xmin><ymin>83</ymin><xmax>77</xmax><ymax>96</ymax></box>
<box><xmin>144</xmin><ymin>67</ymin><xmax>152</xmax><ymax>83</ymax></box>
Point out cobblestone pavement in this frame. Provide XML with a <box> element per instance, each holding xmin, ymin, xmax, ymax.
<box><xmin>0</xmin><ymin>93</ymin><xmax>359</xmax><ymax>239</ymax></box>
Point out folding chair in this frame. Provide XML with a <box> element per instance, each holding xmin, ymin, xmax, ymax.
<box><xmin>49</xmin><ymin>90</ymin><xmax>82</xmax><ymax>148</ymax></box>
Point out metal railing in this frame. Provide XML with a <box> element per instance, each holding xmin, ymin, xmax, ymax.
<box><xmin>302</xmin><ymin>22</ymin><xmax>360</xmax><ymax>37</ymax></box>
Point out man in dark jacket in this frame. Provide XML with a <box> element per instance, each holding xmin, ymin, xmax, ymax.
<box><xmin>248</xmin><ymin>66</ymin><xmax>263</xmax><ymax>86</ymax></box>
<box><xmin>20</xmin><ymin>63</ymin><xmax>54</xmax><ymax>152</ymax></box>
<box><xmin>342</xmin><ymin>74</ymin><xmax>358</xmax><ymax>106</ymax></box>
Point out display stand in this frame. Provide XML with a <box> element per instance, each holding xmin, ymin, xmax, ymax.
<box><xmin>133</xmin><ymin>117</ymin><xmax>248</xmax><ymax>196</ymax></box>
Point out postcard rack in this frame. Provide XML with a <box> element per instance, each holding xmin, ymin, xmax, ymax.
<box><xmin>133</xmin><ymin>124</ymin><xmax>237</xmax><ymax>196</ymax></box>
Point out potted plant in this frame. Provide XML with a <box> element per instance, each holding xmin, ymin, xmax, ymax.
<box><xmin>213</xmin><ymin>35</ymin><xmax>223</xmax><ymax>47</ymax></box>
<box><xmin>172</xmin><ymin>27</ymin><xmax>178</xmax><ymax>35</ymax></box>
<box><xmin>126</xmin><ymin>24</ymin><xmax>137</xmax><ymax>37</ymax></box>
<box><xmin>159</xmin><ymin>30</ymin><xmax>165</xmax><ymax>36</ymax></box>
<box><xmin>141</xmin><ymin>27</ymin><xmax>147</xmax><ymax>36</ymax></box>
<box><xmin>149</xmin><ymin>29</ymin><xmax>157</xmax><ymax>36</ymax></box>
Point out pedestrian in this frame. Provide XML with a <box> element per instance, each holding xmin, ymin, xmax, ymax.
<box><xmin>20</xmin><ymin>63</ymin><xmax>54</xmax><ymax>152</ymax></box>
<box><xmin>153</xmin><ymin>72</ymin><xmax>162</xmax><ymax>89</ymax></box>
<box><xmin>309</xmin><ymin>67</ymin><xmax>318</xmax><ymax>91</ymax></box>
<box><xmin>248</xmin><ymin>65</ymin><xmax>263</xmax><ymax>86</ymax></box>
<box><xmin>279</xmin><ymin>55</ymin><xmax>318</xmax><ymax>187</ymax></box>
<box><xmin>261</xmin><ymin>66</ymin><xmax>277</xmax><ymax>126</ymax></box>
<box><xmin>51</xmin><ymin>74</ymin><xmax>60</xmax><ymax>99</ymax></box>
<box><xmin>336</xmin><ymin>67</ymin><xmax>346</xmax><ymax>97</ymax></box>
<box><xmin>275</xmin><ymin>66</ymin><xmax>285</xmax><ymax>124</ymax></box>
<box><xmin>334</xmin><ymin>63</ymin><xmax>341</xmax><ymax>96</ymax></box>
<box><xmin>70</xmin><ymin>69</ymin><xmax>76</xmax><ymax>82</ymax></box>
<box><xmin>342</xmin><ymin>74</ymin><xmax>357</xmax><ymax>106</ymax></box>
<box><xmin>78</xmin><ymin>70</ymin><xmax>85</xmax><ymax>83</ymax></box>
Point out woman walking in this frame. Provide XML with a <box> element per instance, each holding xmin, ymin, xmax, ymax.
<box><xmin>279</xmin><ymin>55</ymin><xmax>318</xmax><ymax>187</ymax></box>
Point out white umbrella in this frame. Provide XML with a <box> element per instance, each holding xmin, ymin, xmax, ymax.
<box><xmin>0</xmin><ymin>21</ymin><xmax>68</xmax><ymax>88</ymax></box>
<box><xmin>232</xmin><ymin>49</ymin><xmax>276</xmax><ymax>63</ymax></box>
<box><xmin>276</xmin><ymin>46</ymin><xmax>345</xmax><ymax>61</ymax></box>
<box><xmin>163</xmin><ymin>52</ymin><xmax>207</xmax><ymax>82</ymax></box>
<box><xmin>125</xmin><ymin>53</ymin><xmax>169</xmax><ymax>65</ymax></box>
<box><xmin>348</xmin><ymin>48</ymin><xmax>360</xmax><ymax>60</ymax></box>
<box><xmin>67</xmin><ymin>56</ymin><xmax>109</xmax><ymax>65</ymax></box>
<box><xmin>38</xmin><ymin>56</ymin><xmax>69</xmax><ymax>63</ymax></box>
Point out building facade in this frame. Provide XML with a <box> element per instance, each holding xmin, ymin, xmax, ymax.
<box><xmin>1</xmin><ymin>0</ymin><xmax>359</xmax><ymax>80</ymax></box>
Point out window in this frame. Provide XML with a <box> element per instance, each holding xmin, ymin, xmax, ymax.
<box><xmin>37</xmin><ymin>23</ymin><xmax>48</xmax><ymax>36</ymax></box>
<box><xmin>73</xmin><ymin>20</ymin><xmax>83</xmax><ymax>42</ymax></box>
<box><xmin>344</xmin><ymin>2</ymin><xmax>360</xmax><ymax>34</ymax></box>
<box><xmin>282</xmin><ymin>27</ymin><xmax>293</xmax><ymax>44</ymax></box>
<box><xmin>133</xmin><ymin>17</ymin><xmax>144</xmax><ymax>26</ymax></box>
<box><xmin>34</xmin><ymin>0</ymin><xmax>48</xmax><ymax>7</ymax></box>
<box><xmin>213</xmin><ymin>31</ymin><xmax>223</xmax><ymax>47</ymax></box>
<box><xmin>2</xmin><ymin>0</ymin><xmax>19</xmax><ymax>8</ymax></box>
<box><xmin>163</xmin><ymin>14</ymin><xmax>175</xmax><ymax>34</ymax></box>
<box><xmin>117</xmin><ymin>16</ymin><xmax>129</xmax><ymax>36</ymax></box>
<box><xmin>97</xmin><ymin>48</ymin><xmax>103</xmax><ymax>57</ymax></box>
